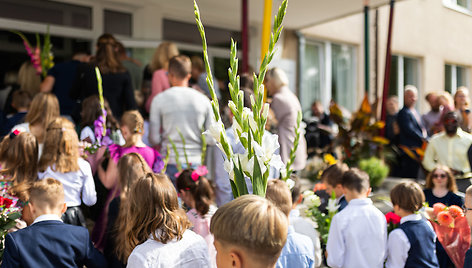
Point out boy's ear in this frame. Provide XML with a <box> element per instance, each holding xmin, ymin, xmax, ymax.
<box><xmin>365</xmin><ymin>187</ymin><xmax>372</xmax><ymax>197</ymax></box>
<box><xmin>229</xmin><ymin>250</ymin><xmax>243</xmax><ymax>268</ymax></box>
<box><xmin>60</xmin><ymin>203</ymin><xmax>67</xmax><ymax>214</ymax></box>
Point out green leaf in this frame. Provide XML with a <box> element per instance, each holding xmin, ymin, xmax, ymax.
<box><xmin>7</xmin><ymin>212</ymin><xmax>21</xmax><ymax>221</ymax></box>
<box><xmin>234</xmin><ymin>159</ymin><xmax>249</xmax><ymax>196</ymax></box>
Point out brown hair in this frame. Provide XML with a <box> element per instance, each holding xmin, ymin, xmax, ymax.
<box><xmin>321</xmin><ymin>163</ymin><xmax>349</xmax><ymax>187</ymax></box>
<box><xmin>210</xmin><ymin>195</ymin><xmax>288</xmax><ymax>265</ymax></box>
<box><xmin>80</xmin><ymin>95</ymin><xmax>119</xmax><ymax>130</ymax></box>
<box><xmin>115</xmin><ymin>173</ymin><xmax>190</xmax><ymax>262</ymax></box>
<box><xmin>0</xmin><ymin>132</ymin><xmax>38</xmax><ymax>200</ymax></box>
<box><xmin>290</xmin><ymin>174</ymin><xmax>302</xmax><ymax>206</ymax></box>
<box><xmin>190</xmin><ymin>56</ymin><xmax>205</xmax><ymax>73</ymax></box>
<box><xmin>39</xmin><ymin>117</ymin><xmax>79</xmax><ymax>173</ymax></box>
<box><xmin>11</xmin><ymin>90</ymin><xmax>31</xmax><ymax>110</ymax></box>
<box><xmin>176</xmin><ymin>169</ymin><xmax>214</xmax><ymax>216</ymax></box>
<box><xmin>18</xmin><ymin>61</ymin><xmax>41</xmax><ymax>97</ymax></box>
<box><xmin>342</xmin><ymin>168</ymin><xmax>370</xmax><ymax>193</ymax></box>
<box><xmin>266</xmin><ymin>179</ymin><xmax>292</xmax><ymax>216</ymax></box>
<box><xmin>24</xmin><ymin>92</ymin><xmax>59</xmax><ymax>128</ymax></box>
<box><xmin>117</xmin><ymin>153</ymin><xmax>151</xmax><ymax>197</ymax></box>
<box><xmin>121</xmin><ymin>110</ymin><xmax>144</xmax><ymax>147</ymax></box>
<box><xmin>168</xmin><ymin>55</ymin><xmax>191</xmax><ymax>80</ymax></box>
<box><xmin>149</xmin><ymin>42</ymin><xmax>179</xmax><ymax>72</ymax></box>
<box><xmin>94</xmin><ymin>33</ymin><xmax>126</xmax><ymax>74</ymax></box>
<box><xmin>425</xmin><ymin>165</ymin><xmax>457</xmax><ymax>192</ymax></box>
<box><xmin>390</xmin><ymin>181</ymin><xmax>425</xmax><ymax>213</ymax></box>
<box><xmin>29</xmin><ymin>178</ymin><xmax>64</xmax><ymax>210</ymax></box>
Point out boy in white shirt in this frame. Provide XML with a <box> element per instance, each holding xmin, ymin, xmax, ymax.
<box><xmin>326</xmin><ymin>168</ymin><xmax>387</xmax><ymax>268</ymax></box>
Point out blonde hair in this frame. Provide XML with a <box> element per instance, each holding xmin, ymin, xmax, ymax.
<box><xmin>266</xmin><ymin>68</ymin><xmax>289</xmax><ymax>89</ymax></box>
<box><xmin>29</xmin><ymin>178</ymin><xmax>64</xmax><ymax>210</ymax></box>
<box><xmin>0</xmin><ymin>132</ymin><xmax>38</xmax><ymax>201</ymax></box>
<box><xmin>18</xmin><ymin>61</ymin><xmax>41</xmax><ymax>97</ymax></box>
<box><xmin>39</xmin><ymin>117</ymin><xmax>79</xmax><ymax>173</ymax></box>
<box><xmin>25</xmin><ymin>92</ymin><xmax>60</xmax><ymax>128</ymax></box>
<box><xmin>425</xmin><ymin>165</ymin><xmax>457</xmax><ymax>192</ymax></box>
<box><xmin>266</xmin><ymin>180</ymin><xmax>292</xmax><ymax>216</ymax></box>
<box><xmin>210</xmin><ymin>195</ymin><xmax>288</xmax><ymax>264</ymax></box>
<box><xmin>115</xmin><ymin>173</ymin><xmax>190</xmax><ymax>262</ymax></box>
<box><xmin>121</xmin><ymin>110</ymin><xmax>144</xmax><ymax>147</ymax></box>
<box><xmin>149</xmin><ymin>42</ymin><xmax>179</xmax><ymax>72</ymax></box>
<box><xmin>454</xmin><ymin>87</ymin><xmax>470</xmax><ymax>108</ymax></box>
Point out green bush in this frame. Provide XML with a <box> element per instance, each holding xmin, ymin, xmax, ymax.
<box><xmin>358</xmin><ymin>157</ymin><xmax>389</xmax><ymax>188</ymax></box>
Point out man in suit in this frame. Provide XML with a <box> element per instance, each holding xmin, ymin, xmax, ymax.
<box><xmin>2</xmin><ymin>178</ymin><xmax>106</xmax><ymax>268</ymax></box>
<box><xmin>397</xmin><ymin>85</ymin><xmax>427</xmax><ymax>178</ymax></box>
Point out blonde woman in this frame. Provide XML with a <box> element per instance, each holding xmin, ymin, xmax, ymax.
<box><xmin>115</xmin><ymin>173</ymin><xmax>210</xmax><ymax>267</ymax></box>
<box><xmin>13</xmin><ymin>92</ymin><xmax>60</xmax><ymax>157</ymax></box>
<box><xmin>144</xmin><ymin>42</ymin><xmax>179</xmax><ymax>112</ymax></box>
<box><xmin>38</xmin><ymin>117</ymin><xmax>96</xmax><ymax>227</ymax></box>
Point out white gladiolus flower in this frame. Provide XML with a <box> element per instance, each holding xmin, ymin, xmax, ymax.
<box><xmin>250</xmin><ymin>94</ymin><xmax>256</xmax><ymax>110</ymax></box>
<box><xmin>232</xmin><ymin>119</ymin><xmax>242</xmax><ymax>137</ymax></box>
<box><xmin>269</xmin><ymin>154</ymin><xmax>285</xmax><ymax>172</ymax></box>
<box><xmin>233</xmin><ymin>153</ymin><xmax>250</xmax><ymax>173</ymax></box>
<box><xmin>247</xmin><ymin>156</ymin><xmax>267</xmax><ymax>176</ymax></box>
<box><xmin>327</xmin><ymin>198</ymin><xmax>340</xmax><ymax>213</ymax></box>
<box><xmin>280</xmin><ymin>168</ymin><xmax>287</xmax><ymax>180</ymax></box>
<box><xmin>302</xmin><ymin>190</ymin><xmax>314</xmax><ymax>198</ymax></box>
<box><xmin>223</xmin><ymin>159</ymin><xmax>235</xmax><ymax>181</ymax></box>
<box><xmin>204</xmin><ymin>121</ymin><xmax>224</xmax><ymax>143</ymax></box>
<box><xmin>286</xmin><ymin>178</ymin><xmax>295</xmax><ymax>190</ymax></box>
<box><xmin>252</xmin><ymin>133</ymin><xmax>280</xmax><ymax>164</ymax></box>
<box><xmin>262</xmin><ymin>103</ymin><xmax>270</xmax><ymax>119</ymax></box>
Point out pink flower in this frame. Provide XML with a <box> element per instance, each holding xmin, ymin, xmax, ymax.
<box><xmin>437</xmin><ymin>211</ymin><xmax>454</xmax><ymax>227</ymax></box>
<box><xmin>191</xmin><ymin>166</ymin><xmax>208</xmax><ymax>182</ymax></box>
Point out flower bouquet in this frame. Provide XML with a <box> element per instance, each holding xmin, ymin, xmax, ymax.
<box><xmin>427</xmin><ymin>203</ymin><xmax>471</xmax><ymax>268</ymax></box>
<box><xmin>304</xmin><ymin>190</ymin><xmax>339</xmax><ymax>245</ymax></box>
<box><xmin>385</xmin><ymin>212</ymin><xmax>401</xmax><ymax>233</ymax></box>
<box><xmin>0</xmin><ymin>193</ymin><xmax>22</xmax><ymax>259</ymax></box>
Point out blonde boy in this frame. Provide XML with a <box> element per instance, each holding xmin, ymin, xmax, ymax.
<box><xmin>2</xmin><ymin>178</ymin><xmax>106</xmax><ymax>267</ymax></box>
<box><xmin>210</xmin><ymin>195</ymin><xmax>288</xmax><ymax>268</ymax></box>
<box><xmin>464</xmin><ymin>186</ymin><xmax>472</xmax><ymax>267</ymax></box>
<box><xmin>266</xmin><ymin>180</ymin><xmax>316</xmax><ymax>268</ymax></box>
<box><xmin>326</xmin><ymin>168</ymin><xmax>387</xmax><ymax>268</ymax></box>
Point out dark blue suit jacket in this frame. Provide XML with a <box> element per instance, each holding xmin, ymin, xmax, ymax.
<box><xmin>2</xmin><ymin>220</ymin><xmax>107</xmax><ymax>268</ymax></box>
<box><xmin>397</xmin><ymin>106</ymin><xmax>425</xmax><ymax>148</ymax></box>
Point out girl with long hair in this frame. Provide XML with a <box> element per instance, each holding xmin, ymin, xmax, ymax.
<box><xmin>454</xmin><ymin>87</ymin><xmax>472</xmax><ymax>132</ymax></box>
<box><xmin>38</xmin><ymin>117</ymin><xmax>96</xmax><ymax>227</ymax></box>
<box><xmin>79</xmin><ymin>95</ymin><xmax>120</xmax><ymax>145</ymax></box>
<box><xmin>104</xmin><ymin>153</ymin><xmax>151</xmax><ymax>267</ymax></box>
<box><xmin>176</xmin><ymin>168</ymin><xmax>217</xmax><ymax>267</ymax></box>
<box><xmin>116</xmin><ymin>173</ymin><xmax>210</xmax><ymax>267</ymax></box>
<box><xmin>0</xmin><ymin>131</ymin><xmax>38</xmax><ymax>225</ymax></box>
<box><xmin>424</xmin><ymin>165</ymin><xmax>463</xmax><ymax>268</ymax></box>
<box><xmin>12</xmin><ymin>92</ymin><xmax>59</xmax><ymax>157</ymax></box>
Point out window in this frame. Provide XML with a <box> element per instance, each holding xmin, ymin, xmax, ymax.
<box><xmin>300</xmin><ymin>41</ymin><xmax>356</xmax><ymax>116</ymax></box>
<box><xmin>0</xmin><ymin>0</ymin><xmax>92</xmax><ymax>29</ymax></box>
<box><xmin>443</xmin><ymin>0</ymin><xmax>472</xmax><ymax>14</ymax></box>
<box><xmin>445</xmin><ymin>64</ymin><xmax>469</xmax><ymax>94</ymax></box>
<box><xmin>104</xmin><ymin>10</ymin><xmax>132</xmax><ymax>36</ymax></box>
<box><xmin>388</xmin><ymin>55</ymin><xmax>421</xmax><ymax>107</ymax></box>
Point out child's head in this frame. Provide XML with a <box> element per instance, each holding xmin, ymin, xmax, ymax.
<box><xmin>390</xmin><ymin>181</ymin><xmax>425</xmax><ymax>216</ymax></box>
<box><xmin>266</xmin><ymin>179</ymin><xmax>292</xmax><ymax>217</ymax></box>
<box><xmin>120</xmin><ymin>110</ymin><xmax>144</xmax><ymax>146</ymax></box>
<box><xmin>0</xmin><ymin>131</ymin><xmax>38</xmax><ymax>200</ymax></box>
<box><xmin>117</xmin><ymin>153</ymin><xmax>151</xmax><ymax>196</ymax></box>
<box><xmin>210</xmin><ymin>195</ymin><xmax>288</xmax><ymax>268</ymax></box>
<box><xmin>24</xmin><ymin>92</ymin><xmax>59</xmax><ymax>128</ymax></box>
<box><xmin>464</xmin><ymin>186</ymin><xmax>472</xmax><ymax>227</ymax></box>
<box><xmin>80</xmin><ymin>95</ymin><xmax>118</xmax><ymax>130</ymax></box>
<box><xmin>39</xmin><ymin>117</ymin><xmax>79</xmax><ymax>173</ymax></box>
<box><xmin>11</xmin><ymin>90</ymin><xmax>31</xmax><ymax>111</ymax></box>
<box><xmin>290</xmin><ymin>174</ymin><xmax>302</xmax><ymax>207</ymax></box>
<box><xmin>116</xmin><ymin>173</ymin><xmax>189</xmax><ymax>262</ymax></box>
<box><xmin>28</xmin><ymin>178</ymin><xmax>66</xmax><ymax>218</ymax></box>
<box><xmin>321</xmin><ymin>163</ymin><xmax>349</xmax><ymax>198</ymax></box>
<box><xmin>425</xmin><ymin>165</ymin><xmax>457</xmax><ymax>192</ymax></box>
<box><xmin>176</xmin><ymin>168</ymin><xmax>214</xmax><ymax>216</ymax></box>
<box><xmin>341</xmin><ymin>168</ymin><xmax>371</xmax><ymax>201</ymax></box>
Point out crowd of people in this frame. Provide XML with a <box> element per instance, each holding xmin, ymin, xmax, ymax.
<box><xmin>1</xmin><ymin>30</ymin><xmax>472</xmax><ymax>268</ymax></box>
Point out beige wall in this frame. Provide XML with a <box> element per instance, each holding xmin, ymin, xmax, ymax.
<box><xmin>300</xmin><ymin>0</ymin><xmax>472</xmax><ymax>113</ymax></box>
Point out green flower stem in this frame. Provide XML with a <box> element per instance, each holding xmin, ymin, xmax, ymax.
<box><xmin>168</xmin><ymin>137</ymin><xmax>182</xmax><ymax>172</ymax></box>
<box><xmin>177</xmin><ymin>128</ymin><xmax>190</xmax><ymax>167</ymax></box>
<box><xmin>282</xmin><ymin>110</ymin><xmax>302</xmax><ymax>181</ymax></box>
<box><xmin>94</xmin><ymin>67</ymin><xmax>107</xmax><ymax>137</ymax></box>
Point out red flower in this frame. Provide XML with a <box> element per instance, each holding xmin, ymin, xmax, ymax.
<box><xmin>448</xmin><ymin>205</ymin><xmax>464</xmax><ymax>218</ymax></box>
<box><xmin>0</xmin><ymin>196</ymin><xmax>13</xmax><ymax>208</ymax></box>
<box><xmin>437</xmin><ymin>211</ymin><xmax>454</xmax><ymax>227</ymax></box>
<box><xmin>385</xmin><ymin>212</ymin><xmax>401</xmax><ymax>224</ymax></box>
<box><xmin>433</xmin><ymin>203</ymin><xmax>447</xmax><ymax>217</ymax></box>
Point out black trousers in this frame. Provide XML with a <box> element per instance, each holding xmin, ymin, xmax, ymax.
<box><xmin>62</xmin><ymin>206</ymin><xmax>86</xmax><ymax>227</ymax></box>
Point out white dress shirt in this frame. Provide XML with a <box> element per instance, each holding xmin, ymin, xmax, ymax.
<box><xmin>33</xmin><ymin>214</ymin><xmax>63</xmax><ymax>225</ymax></box>
<box><xmin>289</xmin><ymin>209</ymin><xmax>322</xmax><ymax>267</ymax></box>
<box><xmin>127</xmin><ymin>229</ymin><xmax>210</xmax><ymax>268</ymax></box>
<box><xmin>38</xmin><ymin>158</ymin><xmax>97</xmax><ymax>207</ymax></box>
<box><xmin>385</xmin><ymin>214</ymin><xmax>436</xmax><ymax>268</ymax></box>
<box><xmin>326</xmin><ymin>198</ymin><xmax>387</xmax><ymax>268</ymax></box>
